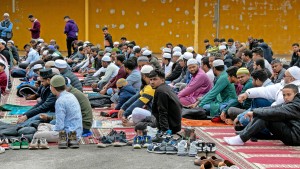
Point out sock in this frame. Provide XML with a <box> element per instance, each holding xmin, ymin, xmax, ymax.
<box><xmin>224</xmin><ymin>135</ymin><xmax>244</xmax><ymax>145</ymax></box>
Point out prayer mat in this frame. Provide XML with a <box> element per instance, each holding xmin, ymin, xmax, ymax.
<box><xmin>0</xmin><ymin>104</ymin><xmax>32</xmax><ymax>115</ymax></box>
<box><xmin>182</xmin><ymin>118</ymin><xmax>230</xmax><ymax>127</ymax></box>
<box><xmin>195</xmin><ymin>127</ymin><xmax>300</xmax><ymax>169</ymax></box>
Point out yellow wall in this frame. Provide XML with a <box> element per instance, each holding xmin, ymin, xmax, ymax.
<box><xmin>1</xmin><ymin>0</ymin><xmax>299</xmax><ymax>55</ymax></box>
<box><xmin>198</xmin><ymin>0</ymin><xmax>300</xmax><ymax>55</ymax></box>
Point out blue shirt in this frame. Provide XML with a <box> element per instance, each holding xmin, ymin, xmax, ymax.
<box><xmin>53</xmin><ymin>91</ymin><xmax>83</xmax><ymax>139</ymax></box>
<box><xmin>126</xmin><ymin>69</ymin><xmax>142</xmax><ymax>91</ymax></box>
<box><xmin>25</xmin><ymin>48</ymin><xmax>40</xmax><ymax>64</ymax></box>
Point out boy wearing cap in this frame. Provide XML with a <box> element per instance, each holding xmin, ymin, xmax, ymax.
<box><xmin>113</xmin><ymin>78</ymin><xmax>137</xmax><ymax>110</ymax></box>
<box><xmin>119</xmin><ymin>65</ymin><xmax>155</xmax><ymax>123</ymax></box>
<box><xmin>178</xmin><ymin>58</ymin><xmax>212</xmax><ymax>107</ymax></box>
<box><xmin>197</xmin><ymin>60</ymin><xmax>237</xmax><ymax>117</ymax></box>
<box><xmin>0</xmin><ymin>62</ymin><xmax>7</xmax><ymax>95</ymax></box>
<box><xmin>0</xmin><ymin>13</ymin><xmax>13</xmax><ymax>42</ymax></box>
<box><xmin>162</xmin><ymin>53</ymin><xmax>173</xmax><ymax>77</ymax></box>
<box><xmin>50</xmin><ymin>75</ymin><xmax>82</xmax><ymax>148</ymax></box>
<box><xmin>220</xmin><ymin>67</ymin><xmax>253</xmax><ymax>124</ymax></box>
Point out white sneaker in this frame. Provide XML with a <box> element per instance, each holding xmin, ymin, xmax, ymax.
<box><xmin>188</xmin><ymin>141</ymin><xmax>198</xmax><ymax>157</ymax></box>
<box><xmin>177</xmin><ymin>140</ymin><xmax>188</xmax><ymax>156</ymax></box>
<box><xmin>0</xmin><ymin>146</ymin><xmax>5</xmax><ymax>154</ymax></box>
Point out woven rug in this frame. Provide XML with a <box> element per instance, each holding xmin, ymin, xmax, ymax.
<box><xmin>182</xmin><ymin>119</ymin><xmax>231</xmax><ymax>127</ymax></box>
<box><xmin>195</xmin><ymin>127</ymin><xmax>300</xmax><ymax>169</ymax></box>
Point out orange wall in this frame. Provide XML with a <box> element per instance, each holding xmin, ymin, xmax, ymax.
<box><xmin>1</xmin><ymin>0</ymin><xmax>299</xmax><ymax>55</ymax></box>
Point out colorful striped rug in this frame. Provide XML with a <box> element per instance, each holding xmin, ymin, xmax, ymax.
<box><xmin>195</xmin><ymin>127</ymin><xmax>300</xmax><ymax>169</ymax></box>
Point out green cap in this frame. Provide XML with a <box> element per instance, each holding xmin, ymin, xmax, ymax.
<box><xmin>50</xmin><ymin>75</ymin><xmax>65</xmax><ymax>87</ymax></box>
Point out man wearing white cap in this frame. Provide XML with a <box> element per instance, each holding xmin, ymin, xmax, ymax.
<box><xmin>219</xmin><ymin>45</ymin><xmax>233</xmax><ymax>68</ymax></box>
<box><xmin>172</xmin><ymin>46</ymin><xmax>182</xmax><ymax>54</ymax></box>
<box><xmin>196</xmin><ymin>60</ymin><xmax>237</xmax><ymax>117</ymax></box>
<box><xmin>165</xmin><ymin>51</ymin><xmax>182</xmax><ymax>82</ymax></box>
<box><xmin>239</xmin><ymin>66</ymin><xmax>300</xmax><ymax>107</ymax></box>
<box><xmin>143</xmin><ymin>50</ymin><xmax>161</xmax><ymax>70</ymax></box>
<box><xmin>171</xmin><ymin>52</ymin><xmax>193</xmax><ymax>91</ymax></box>
<box><xmin>91</xmin><ymin>55</ymin><xmax>119</xmax><ymax>90</ymax></box>
<box><xmin>178</xmin><ymin>58</ymin><xmax>212</xmax><ymax>107</ymax></box>
<box><xmin>0</xmin><ymin>39</ymin><xmax>11</xmax><ymax>67</ymax></box>
<box><xmin>162</xmin><ymin>53</ymin><xmax>173</xmax><ymax>77</ymax></box>
<box><xmin>119</xmin><ymin>65</ymin><xmax>155</xmax><ymax>122</ymax></box>
<box><xmin>55</xmin><ymin>59</ymin><xmax>83</xmax><ymax>92</ymax></box>
<box><xmin>7</xmin><ymin>40</ymin><xmax>19</xmax><ymax>63</ymax></box>
<box><xmin>113</xmin><ymin>41</ymin><xmax>119</xmax><ymax>48</ymax></box>
<box><xmin>0</xmin><ymin>13</ymin><xmax>13</xmax><ymax>42</ymax></box>
<box><xmin>187</xmin><ymin>46</ymin><xmax>203</xmax><ymax>65</ymax></box>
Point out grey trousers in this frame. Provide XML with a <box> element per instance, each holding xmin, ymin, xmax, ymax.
<box><xmin>227</xmin><ymin>107</ymin><xmax>246</xmax><ymax>120</ymax></box>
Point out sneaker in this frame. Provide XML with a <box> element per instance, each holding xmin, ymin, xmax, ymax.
<box><xmin>97</xmin><ymin>136</ymin><xmax>113</xmax><ymax>148</ymax></box>
<box><xmin>10</xmin><ymin>138</ymin><xmax>21</xmax><ymax>150</ymax></box>
<box><xmin>177</xmin><ymin>140</ymin><xmax>188</xmax><ymax>156</ymax></box>
<box><xmin>133</xmin><ymin>136</ymin><xmax>143</xmax><ymax>149</ymax></box>
<box><xmin>166</xmin><ymin>142</ymin><xmax>177</xmax><ymax>155</ymax></box>
<box><xmin>142</xmin><ymin>135</ymin><xmax>152</xmax><ymax>148</ymax></box>
<box><xmin>58</xmin><ymin>130</ymin><xmax>68</xmax><ymax>149</ymax></box>
<box><xmin>112</xmin><ymin>131</ymin><xmax>127</xmax><ymax>147</ymax></box>
<box><xmin>97</xmin><ymin>130</ymin><xmax>117</xmax><ymax>148</ymax></box>
<box><xmin>28</xmin><ymin>138</ymin><xmax>39</xmax><ymax>150</ymax></box>
<box><xmin>0</xmin><ymin>146</ymin><xmax>5</xmax><ymax>154</ymax></box>
<box><xmin>206</xmin><ymin>142</ymin><xmax>217</xmax><ymax>157</ymax></box>
<box><xmin>152</xmin><ymin>132</ymin><xmax>164</xmax><ymax>143</ymax></box>
<box><xmin>151</xmin><ymin>142</ymin><xmax>167</xmax><ymax>154</ymax></box>
<box><xmin>68</xmin><ymin>131</ymin><xmax>79</xmax><ymax>149</ymax></box>
<box><xmin>188</xmin><ymin>141</ymin><xmax>198</xmax><ymax>157</ymax></box>
<box><xmin>39</xmin><ymin>138</ymin><xmax>49</xmax><ymax>149</ymax></box>
<box><xmin>196</xmin><ymin>141</ymin><xmax>207</xmax><ymax>158</ymax></box>
<box><xmin>20</xmin><ymin>137</ymin><xmax>29</xmax><ymax>149</ymax></box>
<box><xmin>0</xmin><ymin>138</ymin><xmax>10</xmax><ymax>150</ymax></box>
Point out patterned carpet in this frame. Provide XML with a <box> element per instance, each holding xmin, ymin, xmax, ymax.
<box><xmin>195</xmin><ymin>127</ymin><xmax>300</xmax><ymax>169</ymax></box>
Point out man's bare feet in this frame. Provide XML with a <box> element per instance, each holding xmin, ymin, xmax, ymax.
<box><xmin>225</xmin><ymin>119</ymin><xmax>234</xmax><ymax>125</ymax></box>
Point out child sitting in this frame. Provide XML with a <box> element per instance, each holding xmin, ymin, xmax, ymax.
<box><xmin>224</xmin><ymin>84</ymin><xmax>300</xmax><ymax>146</ymax></box>
<box><xmin>112</xmin><ymin>78</ymin><xmax>137</xmax><ymax>110</ymax></box>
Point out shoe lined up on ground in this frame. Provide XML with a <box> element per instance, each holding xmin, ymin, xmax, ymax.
<box><xmin>0</xmin><ymin>138</ymin><xmax>10</xmax><ymax>150</ymax></box>
<box><xmin>97</xmin><ymin>129</ymin><xmax>128</xmax><ymax>148</ymax></box>
<box><xmin>29</xmin><ymin>138</ymin><xmax>49</xmax><ymax>150</ymax></box>
<box><xmin>0</xmin><ymin>146</ymin><xmax>5</xmax><ymax>154</ymax></box>
<box><xmin>132</xmin><ymin>135</ymin><xmax>152</xmax><ymax>149</ymax></box>
<box><xmin>58</xmin><ymin>130</ymin><xmax>79</xmax><ymax>149</ymax></box>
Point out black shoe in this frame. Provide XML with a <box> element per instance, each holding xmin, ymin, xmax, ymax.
<box><xmin>68</xmin><ymin>131</ymin><xmax>79</xmax><ymax>149</ymax></box>
<box><xmin>234</xmin><ymin>125</ymin><xmax>245</xmax><ymax>131</ymax></box>
<box><xmin>58</xmin><ymin>130</ymin><xmax>68</xmax><ymax>149</ymax></box>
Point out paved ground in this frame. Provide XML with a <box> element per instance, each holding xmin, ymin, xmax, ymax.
<box><xmin>0</xmin><ymin>145</ymin><xmax>198</xmax><ymax>169</ymax></box>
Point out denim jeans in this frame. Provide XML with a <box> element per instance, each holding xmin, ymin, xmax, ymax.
<box><xmin>238</xmin><ymin>98</ymin><xmax>273</xmax><ymax>126</ymax></box>
<box><xmin>18</xmin><ymin>112</ymin><xmax>55</xmax><ymax>127</ymax></box>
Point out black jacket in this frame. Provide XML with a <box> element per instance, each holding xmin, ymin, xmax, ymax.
<box><xmin>253</xmin><ymin>93</ymin><xmax>300</xmax><ymax>145</ymax></box>
<box><xmin>258</xmin><ymin>43</ymin><xmax>273</xmax><ymax>63</ymax></box>
<box><xmin>0</xmin><ymin>48</ymin><xmax>11</xmax><ymax>66</ymax></box>
<box><xmin>152</xmin><ymin>83</ymin><xmax>182</xmax><ymax>133</ymax></box>
<box><xmin>290</xmin><ymin>52</ymin><xmax>298</xmax><ymax>67</ymax></box>
<box><xmin>61</xmin><ymin>68</ymin><xmax>83</xmax><ymax>92</ymax></box>
<box><xmin>166</xmin><ymin>62</ymin><xmax>182</xmax><ymax>81</ymax></box>
<box><xmin>24</xmin><ymin>85</ymin><xmax>56</xmax><ymax>119</ymax></box>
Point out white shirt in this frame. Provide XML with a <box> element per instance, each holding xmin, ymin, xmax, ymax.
<box><xmin>206</xmin><ymin>69</ymin><xmax>215</xmax><ymax>86</ymax></box>
<box><xmin>164</xmin><ymin>62</ymin><xmax>173</xmax><ymax>77</ymax></box>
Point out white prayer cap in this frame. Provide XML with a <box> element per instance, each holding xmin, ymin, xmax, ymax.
<box><xmin>219</xmin><ymin>45</ymin><xmax>227</xmax><ymax>50</ymax></box>
<box><xmin>172</xmin><ymin>46</ymin><xmax>182</xmax><ymax>53</ymax></box>
<box><xmin>186</xmin><ymin>46</ymin><xmax>194</xmax><ymax>52</ymax></box>
<box><xmin>102</xmin><ymin>55</ymin><xmax>111</xmax><ymax>62</ymax></box>
<box><xmin>54</xmin><ymin>59</ymin><xmax>68</xmax><ymax>69</ymax></box>
<box><xmin>141</xmin><ymin>65</ymin><xmax>154</xmax><ymax>74</ymax></box>
<box><xmin>163</xmin><ymin>53</ymin><xmax>171</xmax><ymax>59</ymax></box>
<box><xmin>183</xmin><ymin>52</ymin><xmax>193</xmax><ymax>60</ymax></box>
<box><xmin>288</xmin><ymin>66</ymin><xmax>300</xmax><ymax>80</ymax></box>
<box><xmin>187</xmin><ymin>58</ymin><xmax>198</xmax><ymax>66</ymax></box>
<box><xmin>213</xmin><ymin>59</ymin><xmax>224</xmax><ymax>67</ymax></box>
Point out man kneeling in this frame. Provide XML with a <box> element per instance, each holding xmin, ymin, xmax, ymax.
<box><xmin>32</xmin><ymin>75</ymin><xmax>83</xmax><ymax>149</ymax></box>
<box><xmin>224</xmin><ymin>84</ymin><xmax>300</xmax><ymax>146</ymax></box>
